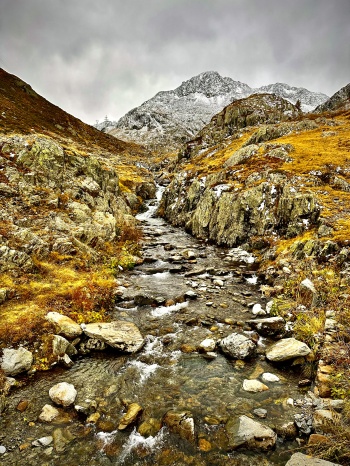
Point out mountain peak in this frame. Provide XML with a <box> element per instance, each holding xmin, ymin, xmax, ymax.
<box><xmin>175</xmin><ymin>71</ymin><xmax>251</xmax><ymax>98</ymax></box>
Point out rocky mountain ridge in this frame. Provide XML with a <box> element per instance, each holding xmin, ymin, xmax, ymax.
<box><xmin>315</xmin><ymin>82</ymin><xmax>350</xmax><ymax>113</ymax></box>
<box><xmin>105</xmin><ymin>71</ymin><xmax>328</xmax><ymax>152</ymax></box>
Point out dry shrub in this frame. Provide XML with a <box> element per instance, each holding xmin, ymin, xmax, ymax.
<box><xmin>118</xmin><ymin>222</ymin><xmax>143</xmax><ymax>243</ymax></box>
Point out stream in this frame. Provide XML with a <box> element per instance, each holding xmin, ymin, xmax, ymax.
<box><xmin>0</xmin><ymin>187</ymin><xmax>308</xmax><ymax>466</ymax></box>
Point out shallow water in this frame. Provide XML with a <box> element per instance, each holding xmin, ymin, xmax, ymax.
<box><xmin>0</xmin><ymin>190</ymin><xmax>308</xmax><ymax>465</ymax></box>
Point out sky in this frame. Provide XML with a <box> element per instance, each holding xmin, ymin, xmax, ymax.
<box><xmin>0</xmin><ymin>0</ymin><xmax>349</xmax><ymax>125</ymax></box>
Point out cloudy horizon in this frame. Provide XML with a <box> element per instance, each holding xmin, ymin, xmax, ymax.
<box><xmin>1</xmin><ymin>0</ymin><xmax>349</xmax><ymax>124</ymax></box>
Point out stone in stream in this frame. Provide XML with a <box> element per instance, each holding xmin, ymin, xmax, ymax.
<box><xmin>261</xmin><ymin>372</ymin><xmax>280</xmax><ymax>383</ymax></box>
<box><xmin>242</xmin><ymin>379</ymin><xmax>269</xmax><ymax>393</ymax></box>
<box><xmin>251</xmin><ymin>303</ymin><xmax>266</xmax><ymax>316</ymax></box>
<box><xmin>0</xmin><ymin>347</ymin><xmax>33</xmax><ymax>376</ymax></box>
<box><xmin>226</xmin><ymin>415</ymin><xmax>277</xmax><ymax>451</ymax></box>
<box><xmin>253</xmin><ymin>408</ymin><xmax>267</xmax><ymax>419</ymax></box>
<box><xmin>163</xmin><ymin>410</ymin><xmax>195</xmax><ymax>443</ymax></box>
<box><xmin>266</xmin><ymin>338</ymin><xmax>311</xmax><ymax>362</ymax></box>
<box><xmin>0</xmin><ymin>446</ymin><xmax>6</xmax><ymax>455</ymax></box>
<box><xmin>138</xmin><ymin>418</ymin><xmax>162</xmax><ymax>437</ymax></box>
<box><xmin>32</xmin><ymin>436</ymin><xmax>53</xmax><ymax>447</ymax></box>
<box><xmin>247</xmin><ymin>316</ymin><xmax>285</xmax><ymax>336</ymax></box>
<box><xmin>118</xmin><ymin>403</ymin><xmax>143</xmax><ymax>430</ymax></box>
<box><xmin>46</xmin><ymin>312</ymin><xmax>82</xmax><ymax>338</ymax></box>
<box><xmin>39</xmin><ymin>404</ymin><xmax>60</xmax><ymax>422</ymax></box>
<box><xmin>53</xmin><ymin>428</ymin><xmax>75</xmax><ymax>453</ymax></box>
<box><xmin>82</xmin><ymin>321</ymin><xmax>144</xmax><ymax>353</ymax></box>
<box><xmin>218</xmin><ymin>333</ymin><xmax>256</xmax><ymax>359</ymax></box>
<box><xmin>184</xmin><ymin>290</ymin><xmax>198</xmax><ymax>299</ymax></box>
<box><xmin>49</xmin><ymin>382</ymin><xmax>77</xmax><ymax>407</ymax></box>
<box><xmin>285</xmin><ymin>452</ymin><xmax>341</xmax><ymax>466</ymax></box>
<box><xmin>198</xmin><ymin>338</ymin><xmax>216</xmax><ymax>352</ymax></box>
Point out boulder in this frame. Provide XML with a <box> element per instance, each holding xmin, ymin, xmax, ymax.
<box><xmin>266</xmin><ymin>338</ymin><xmax>311</xmax><ymax>362</ymax></box>
<box><xmin>46</xmin><ymin>312</ymin><xmax>82</xmax><ymax>338</ymax></box>
<box><xmin>49</xmin><ymin>382</ymin><xmax>77</xmax><ymax>407</ymax></box>
<box><xmin>219</xmin><ymin>333</ymin><xmax>256</xmax><ymax>359</ymax></box>
<box><xmin>82</xmin><ymin>321</ymin><xmax>144</xmax><ymax>353</ymax></box>
<box><xmin>226</xmin><ymin>415</ymin><xmax>277</xmax><ymax>451</ymax></box>
<box><xmin>1</xmin><ymin>347</ymin><xmax>33</xmax><ymax>376</ymax></box>
<box><xmin>247</xmin><ymin>317</ymin><xmax>285</xmax><ymax>336</ymax></box>
<box><xmin>285</xmin><ymin>452</ymin><xmax>341</xmax><ymax>466</ymax></box>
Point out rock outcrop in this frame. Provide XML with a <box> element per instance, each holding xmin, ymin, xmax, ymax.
<box><xmin>314</xmin><ymin>82</ymin><xmax>350</xmax><ymax>113</ymax></box>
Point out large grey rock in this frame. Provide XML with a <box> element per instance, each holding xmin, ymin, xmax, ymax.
<box><xmin>266</xmin><ymin>338</ymin><xmax>311</xmax><ymax>362</ymax></box>
<box><xmin>82</xmin><ymin>321</ymin><xmax>144</xmax><ymax>353</ymax></box>
<box><xmin>1</xmin><ymin>347</ymin><xmax>33</xmax><ymax>376</ymax></box>
<box><xmin>219</xmin><ymin>333</ymin><xmax>256</xmax><ymax>359</ymax></box>
<box><xmin>226</xmin><ymin>415</ymin><xmax>277</xmax><ymax>451</ymax></box>
<box><xmin>52</xmin><ymin>335</ymin><xmax>77</xmax><ymax>357</ymax></box>
<box><xmin>46</xmin><ymin>312</ymin><xmax>82</xmax><ymax>338</ymax></box>
<box><xmin>285</xmin><ymin>452</ymin><xmax>341</xmax><ymax>465</ymax></box>
<box><xmin>49</xmin><ymin>382</ymin><xmax>77</xmax><ymax>407</ymax></box>
<box><xmin>247</xmin><ymin>316</ymin><xmax>285</xmax><ymax>336</ymax></box>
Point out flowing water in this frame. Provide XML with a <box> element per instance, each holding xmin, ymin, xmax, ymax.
<box><xmin>0</xmin><ymin>188</ymin><xmax>308</xmax><ymax>466</ymax></box>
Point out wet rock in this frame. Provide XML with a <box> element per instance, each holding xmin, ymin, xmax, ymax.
<box><xmin>266</xmin><ymin>338</ymin><xmax>311</xmax><ymax>362</ymax></box>
<box><xmin>198</xmin><ymin>438</ymin><xmax>212</xmax><ymax>451</ymax></box>
<box><xmin>0</xmin><ymin>347</ymin><xmax>33</xmax><ymax>376</ymax></box>
<box><xmin>182</xmin><ymin>249</ymin><xmax>196</xmax><ymax>259</ymax></box>
<box><xmin>226</xmin><ymin>415</ymin><xmax>277</xmax><ymax>451</ymax></box>
<box><xmin>82</xmin><ymin>321</ymin><xmax>144</xmax><ymax>353</ymax></box>
<box><xmin>252</xmin><ymin>303</ymin><xmax>266</xmax><ymax>316</ymax></box>
<box><xmin>285</xmin><ymin>452</ymin><xmax>341</xmax><ymax>465</ymax></box>
<box><xmin>0</xmin><ymin>288</ymin><xmax>9</xmax><ymax>304</ymax></box>
<box><xmin>118</xmin><ymin>403</ymin><xmax>143</xmax><ymax>430</ymax></box>
<box><xmin>247</xmin><ymin>317</ymin><xmax>285</xmax><ymax>337</ymax></box>
<box><xmin>16</xmin><ymin>400</ymin><xmax>29</xmax><ymax>412</ymax></box>
<box><xmin>49</xmin><ymin>382</ymin><xmax>77</xmax><ymax>407</ymax></box>
<box><xmin>294</xmin><ymin>413</ymin><xmax>313</xmax><ymax>435</ymax></box>
<box><xmin>313</xmin><ymin>409</ymin><xmax>339</xmax><ymax>433</ymax></box>
<box><xmin>184</xmin><ymin>290</ymin><xmax>197</xmax><ymax>299</ymax></box>
<box><xmin>138</xmin><ymin>418</ymin><xmax>162</xmax><ymax>437</ymax></box>
<box><xmin>198</xmin><ymin>338</ymin><xmax>216</xmax><ymax>352</ymax></box>
<box><xmin>275</xmin><ymin>421</ymin><xmax>298</xmax><ymax>439</ymax></box>
<box><xmin>181</xmin><ymin>344</ymin><xmax>197</xmax><ymax>353</ymax></box>
<box><xmin>242</xmin><ymin>379</ymin><xmax>269</xmax><ymax>393</ymax></box>
<box><xmin>53</xmin><ymin>428</ymin><xmax>75</xmax><ymax>453</ymax></box>
<box><xmin>163</xmin><ymin>410</ymin><xmax>195</xmax><ymax>443</ymax></box>
<box><xmin>202</xmin><ymin>351</ymin><xmax>217</xmax><ymax>360</ymax></box>
<box><xmin>253</xmin><ymin>409</ymin><xmax>267</xmax><ymax>419</ymax></box>
<box><xmin>32</xmin><ymin>436</ymin><xmax>53</xmax><ymax>447</ymax></box>
<box><xmin>46</xmin><ymin>312</ymin><xmax>82</xmax><ymax>338</ymax></box>
<box><xmin>261</xmin><ymin>372</ymin><xmax>280</xmax><ymax>383</ymax></box>
<box><xmin>39</xmin><ymin>404</ymin><xmax>60</xmax><ymax>422</ymax></box>
<box><xmin>219</xmin><ymin>333</ymin><xmax>256</xmax><ymax>359</ymax></box>
<box><xmin>52</xmin><ymin>334</ymin><xmax>78</xmax><ymax>357</ymax></box>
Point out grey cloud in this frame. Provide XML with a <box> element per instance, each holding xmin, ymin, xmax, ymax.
<box><xmin>0</xmin><ymin>0</ymin><xmax>349</xmax><ymax>124</ymax></box>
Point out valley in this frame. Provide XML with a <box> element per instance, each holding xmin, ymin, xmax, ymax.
<box><xmin>0</xmin><ymin>68</ymin><xmax>350</xmax><ymax>465</ymax></box>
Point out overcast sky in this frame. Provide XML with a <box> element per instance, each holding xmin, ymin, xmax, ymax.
<box><xmin>1</xmin><ymin>0</ymin><xmax>349</xmax><ymax>124</ymax></box>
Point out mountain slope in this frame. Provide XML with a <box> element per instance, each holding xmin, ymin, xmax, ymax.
<box><xmin>181</xmin><ymin>93</ymin><xmax>301</xmax><ymax>159</ymax></box>
<box><xmin>314</xmin><ymin>82</ymin><xmax>350</xmax><ymax>113</ymax></box>
<box><xmin>0</xmin><ymin>68</ymin><xmax>145</xmax><ymax>158</ymax></box>
<box><xmin>106</xmin><ymin>71</ymin><xmax>328</xmax><ymax>152</ymax></box>
<box><xmin>0</xmin><ymin>69</ymin><xmax>153</xmax><ymax>347</ymax></box>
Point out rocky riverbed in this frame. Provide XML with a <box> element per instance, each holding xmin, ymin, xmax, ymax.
<box><xmin>0</xmin><ymin>190</ymin><xmax>344</xmax><ymax>466</ymax></box>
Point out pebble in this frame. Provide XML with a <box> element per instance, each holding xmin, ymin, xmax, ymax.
<box><xmin>253</xmin><ymin>408</ymin><xmax>267</xmax><ymax>419</ymax></box>
<box><xmin>206</xmin><ymin>302</ymin><xmax>213</xmax><ymax>306</ymax></box>
<box><xmin>0</xmin><ymin>446</ymin><xmax>6</xmax><ymax>454</ymax></box>
<box><xmin>261</xmin><ymin>372</ymin><xmax>280</xmax><ymax>383</ymax></box>
<box><xmin>213</xmin><ymin>279</ymin><xmax>224</xmax><ymax>287</ymax></box>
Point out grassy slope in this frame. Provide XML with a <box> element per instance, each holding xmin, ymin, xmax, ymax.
<box><xmin>0</xmin><ymin>69</ymin><xmax>148</xmax><ymax>354</ymax></box>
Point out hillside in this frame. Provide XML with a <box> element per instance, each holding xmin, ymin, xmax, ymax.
<box><xmin>106</xmin><ymin>71</ymin><xmax>328</xmax><ymax>153</ymax></box>
<box><xmin>315</xmin><ymin>82</ymin><xmax>350</xmax><ymax>113</ymax></box>
<box><xmin>0</xmin><ymin>69</ymin><xmax>154</xmax><ymax>349</ymax></box>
